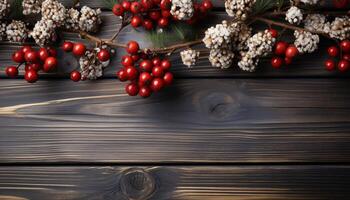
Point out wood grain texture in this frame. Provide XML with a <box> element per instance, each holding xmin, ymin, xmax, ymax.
<box><xmin>0</xmin><ymin>79</ymin><xmax>350</xmax><ymax>163</ymax></box>
<box><xmin>0</xmin><ymin>165</ymin><xmax>349</xmax><ymax>200</ymax></box>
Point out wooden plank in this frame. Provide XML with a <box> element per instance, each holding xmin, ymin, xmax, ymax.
<box><xmin>0</xmin><ymin>165</ymin><xmax>349</xmax><ymax>199</ymax></box>
<box><xmin>0</xmin><ymin>79</ymin><xmax>350</xmax><ymax>163</ymax></box>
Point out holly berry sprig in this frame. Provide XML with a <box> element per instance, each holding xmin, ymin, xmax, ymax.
<box><xmin>117</xmin><ymin>40</ymin><xmax>174</xmax><ymax>98</ymax></box>
<box><xmin>324</xmin><ymin>40</ymin><xmax>350</xmax><ymax>72</ymax></box>
<box><xmin>5</xmin><ymin>45</ymin><xmax>58</xmax><ymax>83</ymax></box>
<box><xmin>112</xmin><ymin>0</ymin><xmax>213</xmax><ymax>30</ymax></box>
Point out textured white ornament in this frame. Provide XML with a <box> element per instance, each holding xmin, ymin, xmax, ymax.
<box><xmin>285</xmin><ymin>6</ymin><xmax>303</xmax><ymax>25</ymax></box>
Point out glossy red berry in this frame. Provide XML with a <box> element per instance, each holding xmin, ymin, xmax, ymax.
<box><xmin>324</xmin><ymin>59</ymin><xmax>336</xmax><ymax>71</ymax></box>
<box><xmin>274</xmin><ymin>41</ymin><xmax>288</xmax><ymax>55</ymax></box>
<box><xmin>122</xmin><ymin>1</ymin><xmax>131</xmax><ymax>10</ymax></box>
<box><xmin>25</xmin><ymin>63</ymin><xmax>41</xmax><ymax>72</ymax></box>
<box><xmin>152</xmin><ymin>0</ymin><xmax>161</xmax><ymax>4</ymax></box>
<box><xmin>158</xmin><ymin>17</ymin><xmax>169</xmax><ymax>28</ymax></box>
<box><xmin>25</xmin><ymin>51</ymin><xmax>39</xmax><ymax>63</ymax></box>
<box><xmin>126</xmin><ymin>83</ymin><xmax>139</xmax><ymax>96</ymax></box>
<box><xmin>73</xmin><ymin>43</ymin><xmax>86</xmax><ymax>56</ymax></box>
<box><xmin>117</xmin><ymin>69</ymin><xmax>128</xmax><ymax>82</ymax></box>
<box><xmin>21</xmin><ymin>45</ymin><xmax>32</xmax><ymax>54</ymax></box>
<box><xmin>152</xmin><ymin>57</ymin><xmax>161</xmax><ymax>66</ymax></box>
<box><xmin>24</xmin><ymin>70</ymin><xmax>38</xmax><ymax>83</ymax></box>
<box><xmin>113</xmin><ymin>4</ymin><xmax>124</xmax><ymax>16</ymax></box>
<box><xmin>139</xmin><ymin>86</ymin><xmax>152</xmax><ymax>98</ymax></box>
<box><xmin>284</xmin><ymin>57</ymin><xmax>293</xmax><ymax>65</ymax></box>
<box><xmin>97</xmin><ymin>49</ymin><xmax>111</xmax><ymax>62</ymax></box>
<box><xmin>143</xmin><ymin>19</ymin><xmax>154</xmax><ymax>30</ymax></box>
<box><xmin>130</xmin><ymin>2</ymin><xmax>141</xmax><ymax>14</ymax></box>
<box><xmin>38</xmin><ymin>48</ymin><xmax>50</xmax><ymax>61</ymax></box>
<box><xmin>125</xmin><ymin>66</ymin><xmax>139</xmax><ymax>80</ymax></box>
<box><xmin>343</xmin><ymin>54</ymin><xmax>350</xmax><ymax>62</ymax></box>
<box><xmin>152</xmin><ymin>66</ymin><xmax>164</xmax><ymax>77</ymax></box>
<box><xmin>131</xmin><ymin>15</ymin><xmax>143</xmax><ymax>27</ymax></box>
<box><xmin>161</xmin><ymin>59</ymin><xmax>171</xmax><ymax>71</ymax></box>
<box><xmin>122</xmin><ymin>55</ymin><xmax>134</xmax><ymax>67</ymax></box>
<box><xmin>126</xmin><ymin>41</ymin><xmax>140</xmax><ymax>54</ymax></box>
<box><xmin>285</xmin><ymin>46</ymin><xmax>299</xmax><ymax>58</ymax></box>
<box><xmin>139</xmin><ymin>72</ymin><xmax>153</xmax><ymax>86</ymax></box>
<box><xmin>149</xmin><ymin>11</ymin><xmax>161</xmax><ymax>21</ymax></box>
<box><xmin>140</xmin><ymin>60</ymin><xmax>153</xmax><ymax>72</ymax></box>
<box><xmin>141</xmin><ymin>0</ymin><xmax>153</xmax><ymax>9</ymax></box>
<box><xmin>338</xmin><ymin>60</ymin><xmax>349</xmax><ymax>72</ymax></box>
<box><xmin>62</xmin><ymin>41</ymin><xmax>74</xmax><ymax>52</ymax></box>
<box><xmin>131</xmin><ymin>54</ymin><xmax>140</xmax><ymax>62</ymax></box>
<box><xmin>269</xmin><ymin>29</ymin><xmax>278</xmax><ymax>38</ymax></box>
<box><xmin>70</xmin><ymin>70</ymin><xmax>81</xmax><ymax>82</ymax></box>
<box><xmin>12</xmin><ymin>51</ymin><xmax>25</xmax><ymax>63</ymax></box>
<box><xmin>163</xmin><ymin>72</ymin><xmax>173</xmax><ymax>85</ymax></box>
<box><xmin>340</xmin><ymin>40</ymin><xmax>350</xmax><ymax>53</ymax></box>
<box><xmin>271</xmin><ymin>57</ymin><xmax>283</xmax><ymax>69</ymax></box>
<box><xmin>47</xmin><ymin>47</ymin><xmax>57</xmax><ymax>57</ymax></box>
<box><xmin>160</xmin><ymin>0</ymin><xmax>171</xmax><ymax>10</ymax></box>
<box><xmin>161</xmin><ymin>10</ymin><xmax>171</xmax><ymax>18</ymax></box>
<box><xmin>327</xmin><ymin>46</ymin><xmax>339</xmax><ymax>57</ymax></box>
<box><xmin>5</xmin><ymin>66</ymin><xmax>18</xmax><ymax>78</ymax></box>
<box><xmin>43</xmin><ymin>57</ymin><xmax>58</xmax><ymax>72</ymax></box>
<box><xmin>150</xmin><ymin>78</ymin><xmax>164</xmax><ymax>92</ymax></box>
<box><xmin>202</xmin><ymin>0</ymin><xmax>213</xmax><ymax>10</ymax></box>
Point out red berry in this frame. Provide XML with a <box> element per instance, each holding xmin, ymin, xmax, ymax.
<box><xmin>285</xmin><ymin>46</ymin><xmax>299</xmax><ymax>58</ymax></box>
<box><xmin>25</xmin><ymin>51</ymin><xmax>39</xmax><ymax>63</ymax></box>
<box><xmin>62</xmin><ymin>41</ymin><xmax>74</xmax><ymax>52</ymax></box>
<box><xmin>284</xmin><ymin>57</ymin><xmax>293</xmax><ymax>65</ymax></box>
<box><xmin>149</xmin><ymin>11</ymin><xmax>161</xmax><ymax>21</ymax></box>
<box><xmin>73</xmin><ymin>43</ymin><xmax>86</xmax><ymax>56</ymax></box>
<box><xmin>12</xmin><ymin>51</ymin><xmax>25</xmax><ymax>63</ymax></box>
<box><xmin>5</xmin><ymin>66</ymin><xmax>18</xmax><ymax>78</ymax></box>
<box><xmin>131</xmin><ymin>54</ymin><xmax>140</xmax><ymax>62</ymax></box>
<box><xmin>24</xmin><ymin>70</ymin><xmax>38</xmax><ymax>83</ymax></box>
<box><xmin>143</xmin><ymin>19</ymin><xmax>154</xmax><ymax>30</ymax></box>
<box><xmin>161</xmin><ymin>10</ymin><xmax>171</xmax><ymax>18</ymax></box>
<box><xmin>338</xmin><ymin>60</ymin><xmax>349</xmax><ymax>72</ymax></box>
<box><xmin>163</xmin><ymin>72</ymin><xmax>173</xmax><ymax>85</ymax></box>
<box><xmin>161</xmin><ymin>59</ymin><xmax>171</xmax><ymax>71</ymax></box>
<box><xmin>122</xmin><ymin>55</ymin><xmax>134</xmax><ymax>67</ymax></box>
<box><xmin>333</xmin><ymin>0</ymin><xmax>348</xmax><ymax>8</ymax></box>
<box><xmin>202</xmin><ymin>0</ymin><xmax>213</xmax><ymax>11</ymax></box>
<box><xmin>343</xmin><ymin>54</ymin><xmax>350</xmax><ymax>62</ymax></box>
<box><xmin>113</xmin><ymin>4</ymin><xmax>124</xmax><ymax>16</ymax></box>
<box><xmin>139</xmin><ymin>72</ymin><xmax>153</xmax><ymax>86</ymax></box>
<box><xmin>38</xmin><ymin>48</ymin><xmax>49</xmax><ymax>61</ymax></box>
<box><xmin>126</xmin><ymin>83</ymin><xmax>139</xmax><ymax>96</ymax></box>
<box><xmin>140</xmin><ymin>60</ymin><xmax>153</xmax><ymax>72</ymax></box>
<box><xmin>160</xmin><ymin>0</ymin><xmax>171</xmax><ymax>10</ymax></box>
<box><xmin>340</xmin><ymin>40</ymin><xmax>350</xmax><ymax>53</ymax></box>
<box><xmin>152</xmin><ymin>57</ymin><xmax>161</xmax><ymax>66</ymax></box>
<box><xmin>70</xmin><ymin>70</ymin><xmax>81</xmax><ymax>82</ymax></box>
<box><xmin>25</xmin><ymin>63</ymin><xmax>41</xmax><ymax>72</ymax></box>
<box><xmin>141</xmin><ymin>0</ymin><xmax>153</xmax><ymax>9</ymax></box>
<box><xmin>43</xmin><ymin>57</ymin><xmax>58</xmax><ymax>72</ymax></box>
<box><xmin>97</xmin><ymin>49</ymin><xmax>111</xmax><ymax>62</ymax></box>
<box><xmin>158</xmin><ymin>17</ymin><xmax>169</xmax><ymax>28</ymax></box>
<box><xmin>139</xmin><ymin>86</ymin><xmax>152</xmax><ymax>98</ymax></box>
<box><xmin>152</xmin><ymin>0</ymin><xmax>161</xmax><ymax>4</ymax></box>
<box><xmin>122</xmin><ymin>1</ymin><xmax>131</xmax><ymax>10</ymax></box>
<box><xmin>126</xmin><ymin>41</ymin><xmax>140</xmax><ymax>54</ymax></box>
<box><xmin>327</xmin><ymin>46</ymin><xmax>339</xmax><ymax>57</ymax></box>
<box><xmin>325</xmin><ymin>59</ymin><xmax>336</xmax><ymax>71</ymax></box>
<box><xmin>47</xmin><ymin>47</ymin><xmax>57</xmax><ymax>57</ymax></box>
<box><xmin>269</xmin><ymin>29</ymin><xmax>278</xmax><ymax>38</ymax></box>
<box><xmin>130</xmin><ymin>2</ymin><xmax>141</xmax><ymax>14</ymax></box>
<box><xmin>131</xmin><ymin>15</ymin><xmax>143</xmax><ymax>27</ymax></box>
<box><xmin>150</xmin><ymin>78</ymin><xmax>164</xmax><ymax>92</ymax></box>
<box><xmin>125</xmin><ymin>66</ymin><xmax>139</xmax><ymax>80</ymax></box>
<box><xmin>21</xmin><ymin>45</ymin><xmax>32</xmax><ymax>54</ymax></box>
<box><xmin>152</xmin><ymin>66</ymin><xmax>164</xmax><ymax>77</ymax></box>
<box><xmin>117</xmin><ymin>69</ymin><xmax>128</xmax><ymax>82</ymax></box>
<box><xmin>274</xmin><ymin>41</ymin><xmax>288</xmax><ymax>55</ymax></box>
<box><xmin>271</xmin><ymin>57</ymin><xmax>283</xmax><ymax>69</ymax></box>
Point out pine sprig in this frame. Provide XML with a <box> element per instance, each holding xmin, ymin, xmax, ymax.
<box><xmin>253</xmin><ymin>0</ymin><xmax>287</xmax><ymax>14</ymax></box>
<box><xmin>9</xmin><ymin>0</ymin><xmax>24</xmax><ymax>19</ymax></box>
<box><xmin>103</xmin><ymin>0</ymin><xmax>118</xmax><ymax>10</ymax></box>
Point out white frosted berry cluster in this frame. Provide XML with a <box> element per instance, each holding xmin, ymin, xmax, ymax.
<box><xmin>238</xmin><ymin>30</ymin><xmax>275</xmax><ymax>72</ymax></box>
<box><xmin>79</xmin><ymin>48</ymin><xmax>111</xmax><ymax>80</ymax></box>
<box><xmin>180</xmin><ymin>49</ymin><xmax>200</xmax><ymax>68</ymax></box>
<box><xmin>225</xmin><ymin>0</ymin><xmax>256</xmax><ymax>21</ymax></box>
<box><xmin>78</xmin><ymin>6</ymin><xmax>102</xmax><ymax>33</ymax></box>
<box><xmin>170</xmin><ymin>0</ymin><xmax>194</xmax><ymax>20</ymax></box>
<box><xmin>0</xmin><ymin>0</ymin><xmax>9</xmax><ymax>20</ymax></box>
<box><xmin>22</xmin><ymin>0</ymin><xmax>42</xmax><ymax>15</ymax></box>
<box><xmin>285</xmin><ymin>6</ymin><xmax>303</xmax><ymax>25</ymax></box>
<box><xmin>304</xmin><ymin>14</ymin><xmax>326</xmax><ymax>32</ymax></box>
<box><xmin>324</xmin><ymin>17</ymin><xmax>350</xmax><ymax>40</ymax></box>
<box><xmin>31</xmin><ymin>19</ymin><xmax>56</xmax><ymax>47</ymax></box>
<box><xmin>300</xmin><ymin>0</ymin><xmax>319</xmax><ymax>4</ymax></box>
<box><xmin>209</xmin><ymin>48</ymin><xmax>235</xmax><ymax>69</ymax></box>
<box><xmin>41</xmin><ymin>0</ymin><xmax>66</xmax><ymax>27</ymax></box>
<box><xmin>0</xmin><ymin>22</ymin><xmax>6</xmax><ymax>40</ymax></box>
<box><xmin>65</xmin><ymin>8</ymin><xmax>80</xmax><ymax>30</ymax></box>
<box><xmin>294</xmin><ymin>30</ymin><xmax>319</xmax><ymax>54</ymax></box>
<box><xmin>6</xmin><ymin>20</ymin><xmax>28</xmax><ymax>43</ymax></box>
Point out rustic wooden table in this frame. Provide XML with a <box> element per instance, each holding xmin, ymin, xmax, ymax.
<box><xmin>0</xmin><ymin>1</ymin><xmax>349</xmax><ymax>199</ymax></box>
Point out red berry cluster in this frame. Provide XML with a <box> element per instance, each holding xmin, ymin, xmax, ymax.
<box><xmin>6</xmin><ymin>45</ymin><xmax>58</xmax><ymax>83</ymax></box>
<box><xmin>324</xmin><ymin>40</ymin><xmax>350</xmax><ymax>72</ymax></box>
<box><xmin>117</xmin><ymin>41</ymin><xmax>174</xmax><ymax>98</ymax></box>
<box><xmin>271</xmin><ymin>40</ymin><xmax>299</xmax><ymax>69</ymax></box>
<box><xmin>61</xmin><ymin>41</ymin><xmax>112</xmax><ymax>82</ymax></box>
<box><xmin>112</xmin><ymin>0</ymin><xmax>213</xmax><ymax>30</ymax></box>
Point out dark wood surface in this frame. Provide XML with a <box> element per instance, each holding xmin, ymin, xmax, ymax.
<box><xmin>0</xmin><ymin>1</ymin><xmax>350</xmax><ymax>199</ymax></box>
